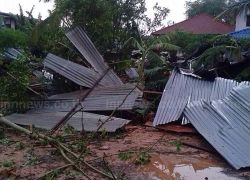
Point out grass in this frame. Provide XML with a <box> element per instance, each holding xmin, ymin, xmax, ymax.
<box><xmin>0</xmin><ymin>160</ymin><xmax>14</xmax><ymax>167</ymax></box>
<box><xmin>171</xmin><ymin>140</ymin><xmax>182</xmax><ymax>152</ymax></box>
<box><xmin>24</xmin><ymin>151</ymin><xmax>40</xmax><ymax>166</ymax></box>
<box><xmin>15</xmin><ymin>142</ymin><xmax>25</xmax><ymax>150</ymax></box>
<box><xmin>118</xmin><ymin>151</ymin><xmax>133</xmax><ymax>161</ymax></box>
<box><xmin>118</xmin><ymin>150</ymin><xmax>151</xmax><ymax>165</ymax></box>
<box><xmin>135</xmin><ymin>151</ymin><xmax>151</xmax><ymax>165</ymax></box>
<box><xmin>0</xmin><ymin>138</ymin><xmax>12</xmax><ymax>145</ymax></box>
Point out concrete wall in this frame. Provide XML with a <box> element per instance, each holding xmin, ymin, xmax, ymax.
<box><xmin>10</xmin><ymin>19</ymin><xmax>15</xmax><ymax>29</ymax></box>
<box><xmin>235</xmin><ymin>9</ymin><xmax>250</xmax><ymax>31</ymax></box>
<box><xmin>4</xmin><ymin>17</ymin><xmax>16</xmax><ymax>29</ymax></box>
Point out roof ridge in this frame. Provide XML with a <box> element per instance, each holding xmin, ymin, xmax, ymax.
<box><xmin>152</xmin><ymin>12</ymin><xmax>234</xmax><ymax>35</ymax></box>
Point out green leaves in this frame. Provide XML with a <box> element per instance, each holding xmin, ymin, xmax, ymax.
<box><xmin>186</xmin><ymin>0</ymin><xmax>237</xmax><ymax>24</ymax></box>
<box><xmin>217</xmin><ymin>0</ymin><xmax>250</xmax><ymax>19</ymax></box>
<box><xmin>118</xmin><ymin>151</ymin><xmax>133</xmax><ymax>161</ymax></box>
<box><xmin>112</xmin><ymin>59</ymin><xmax>133</xmax><ymax>71</ymax></box>
<box><xmin>0</xmin><ymin>160</ymin><xmax>14</xmax><ymax>167</ymax></box>
<box><xmin>210</xmin><ymin>34</ymin><xmax>238</xmax><ymax>47</ymax></box>
<box><xmin>0</xmin><ymin>28</ymin><xmax>28</xmax><ymax>49</ymax></box>
<box><xmin>0</xmin><ymin>53</ymin><xmax>30</xmax><ymax>113</ymax></box>
<box><xmin>186</xmin><ymin>0</ymin><xmax>230</xmax><ymax>17</ymax></box>
<box><xmin>135</xmin><ymin>151</ymin><xmax>151</xmax><ymax>165</ymax></box>
<box><xmin>146</xmin><ymin>51</ymin><xmax>164</xmax><ymax>68</ymax></box>
<box><xmin>192</xmin><ymin>45</ymin><xmax>241</xmax><ymax>70</ymax></box>
<box><xmin>149</xmin><ymin>42</ymin><xmax>180</xmax><ymax>52</ymax></box>
<box><xmin>124</xmin><ymin>37</ymin><xmax>145</xmax><ymax>52</ymax></box>
<box><xmin>170</xmin><ymin>140</ymin><xmax>182</xmax><ymax>152</ymax></box>
<box><xmin>236</xmin><ymin>66</ymin><xmax>250</xmax><ymax>81</ymax></box>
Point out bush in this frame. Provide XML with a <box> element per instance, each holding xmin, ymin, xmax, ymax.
<box><xmin>0</xmin><ymin>53</ymin><xmax>30</xmax><ymax>112</ymax></box>
<box><xmin>238</xmin><ymin>38</ymin><xmax>250</xmax><ymax>51</ymax></box>
<box><xmin>163</xmin><ymin>30</ymin><xmax>217</xmax><ymax>56</ymax></box>
<box><xmin>0</xmin><ymin>28</ymin><xmax>28</xmax><ymax>49</ymax></box>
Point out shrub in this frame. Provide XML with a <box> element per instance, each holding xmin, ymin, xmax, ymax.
<box><xmin>0</xmin><ymin>28</ymin><xmax>27</xmax><ymax>49</ymax></box>
<box><xmin>0</xmin><ymin>53</ymin><xmax>30</xmax><ymax>112</ymax></box>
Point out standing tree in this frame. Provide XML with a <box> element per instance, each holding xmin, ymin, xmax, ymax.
<box><xmin>39</xmin><ymin>0</ymin><xmax>170</xmax><ymax>52</ymax></box>
<box><xmin>217</xmin><ymin>0</ymin><xmax>250</xmax><ymax>18</ymax></box>
<box><xmin>185</xmin><ymin>0</ymin><xmax>238</xmax><ymax>24</ymax></box>
<box><xmin>124</xmin><ymin>36</ymin><xmax>179</xmax><ymax>87</ymax></box>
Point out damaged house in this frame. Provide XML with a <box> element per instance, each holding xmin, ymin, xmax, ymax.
<box><xmin>1</xmin><ymin>0</ymin><xmax>250</xmax><ymax>175</ymax></box>
<box><xmin>150</xmin><ymin>7</ymin><xmax>250</xmax><ymax>169</ymax></box>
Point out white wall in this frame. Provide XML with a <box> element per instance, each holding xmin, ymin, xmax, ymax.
<box><xmin>10</xmin><ymin>19</ymin><xmax>15</xmax><ymax>29</ymax></box>
<box><xmin>235</xmin><ymin>9</ymin><xmax>250</xmax><ymax>31</ymax></box>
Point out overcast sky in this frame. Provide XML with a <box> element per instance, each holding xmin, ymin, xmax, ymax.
<box><xmin>0</xmin><ymin>0</ymin><xmax>190</xmax><ymax>27</ymax></box>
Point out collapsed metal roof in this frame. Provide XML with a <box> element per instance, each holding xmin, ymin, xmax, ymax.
<box><xmin>4</xmin><ymin>27</ymin><xmax>141</xmax><ymax>133</ymax></box>
<box><xmin>2</xmin><ymin>48</ymin><xmax>22</xmax><ymax>60</ymax></box>
<box><xmin>228</xmin><ymin>28</ymin><xmax>250</xmax><ymax>38</ymax></box>
<box><xmin>5</xmin><ymin>111</ymin><xmax>130</xmax><ymax>132</ymax></box>
<box><xmin>43</xmin><ymin>53</ymin><xmax>111</xmax><ymax>88</ymax></box>
<box><xmin>125</xmin><ymin>68</ymin><xmax>139</xmax><ymax>79</ymax></box>
<box><xmin>184</xmin><ymin>84</ymin><xmax>250</xmax><ymax>169</ymax></box>
<box><xmin>32</xmin><ymin>84</ymin><xmax>142</xmax><ymax>112</ymax></box>
<box><xmin>66</xmin><ymin>26</ymin><xmax>123</xmax><ymax>86</ymax></box>
<box><xmin>153</xmin><ymin>70</ymin><xmax>240</xmax><ymax>126</ymax></box>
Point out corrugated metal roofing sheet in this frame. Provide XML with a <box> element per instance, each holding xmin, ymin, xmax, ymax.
<box><xmin>32</xmin><ymin>84</ymin><xmax>141</xmax><ymax>112</ymax></box>
<box><xmin>66</xmin><ymin>26</ymin><xmax>123</xmax><ymax>86</ymax></box>
<box><xmin>184</xmin><ymin>85</ymin><xmax>250</xmax><ymax>169</ymax></box>
<box><xmin>210</xmin><ymin>77</ymin><xmax>239</xmax><ymax>100</ymax></box>
<box><xmin>125</xmin><ymin>68</ymin><xmax>139</xmax><ymax>79</ymax></box>
<box><xmin>153</xmin><ymin>70</ymin><xmax>193</xmax><ymax>126</ymax></box>
<box><xmin>228</xmin><ymin>28</ymin><xmax>250</xmax><ymax>38</ymax></box>
<box><xmin>82</xmin><ymin>84</ymin><xmax>141</xmax><ymax>111</ymax></box>
<box><xmin>153</xmin><ymin>70</ymin><xmax>240</xmax><ymax>126</ymax></box>
<box><xmin>5</xmin><ymin>111</ymin><xmax>130</xmax><ymax>132</ymax></box>
<box><xmin>43</xmin><ymin>53</ymin><xmax>110</xmax><ymax>88</ymax></box>
<box><xmin>3</xmin><ymin>48</ymin><xmax>22</xmax><ymax>59</ymax></box>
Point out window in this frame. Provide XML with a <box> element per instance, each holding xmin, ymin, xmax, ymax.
<box><xmin>246</xmin><ymin>15</ymin><xmax>250</xmax><ymax>27</ymax></box>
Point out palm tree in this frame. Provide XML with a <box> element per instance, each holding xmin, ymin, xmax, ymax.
<box><xmin>124</xmin><ymin>35</ymin><xmax>180</xmax><ymax>87</ymax></box>
<box><xmin>217</xmin><ymin>0</ymin><xmax>250</xmax><ymax>19</ymax></box>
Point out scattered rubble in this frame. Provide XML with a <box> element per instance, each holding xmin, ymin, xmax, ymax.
<box><xmin>1</xmin><ymin>25</ymin><xmax>250</xmax><ymax>179</ymax></box>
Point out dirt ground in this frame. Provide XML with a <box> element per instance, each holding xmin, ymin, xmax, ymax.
<box><xmin>0</xmin><ymin>124</ymin><xmax>250</xmax><ymax>180</ymax></box>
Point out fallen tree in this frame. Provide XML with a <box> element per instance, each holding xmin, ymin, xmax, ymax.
<box><xmin>0</xmin><ymin>114</ymin><xmax>115</xmax><ymax>179</ymax></box>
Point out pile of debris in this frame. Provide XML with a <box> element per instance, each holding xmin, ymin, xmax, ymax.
<box><xmin>153</xmin><ymin>69</ymin><xmax>250</xmax><ymax>169</ymax></box>
<box><xmin>4</xmin><ymin>26</ymin><xmax>143</xmax><ymax>133</ymax></box>
<box><xmin>2</xmin><ymin>27</ymin><xmax>250</xmax><ymax>172</ymax></box>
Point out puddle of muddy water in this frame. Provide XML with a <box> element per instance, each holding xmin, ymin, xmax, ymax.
<box><xmin>139</xmin><ymin>154</ymin><xmax>244</xmax><ymax>180</ymax></box>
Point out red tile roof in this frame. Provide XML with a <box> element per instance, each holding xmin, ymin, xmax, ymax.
<box><xmin>152</xmin><ymin>13</ymin><xmax>234</xmax><ymax>35</ymax></box>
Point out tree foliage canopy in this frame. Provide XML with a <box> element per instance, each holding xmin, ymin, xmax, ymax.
<box><xmin>0</xmin><ymin>28</ymin><xmax>27</xmax><ymax>50</ymax></box>
<box><xmin>40</xmin><ymin>0</ymin><xmax>169</xmax><ymax>51</ymax></box>
<box><xmin>185</xmin><ymin>0</ymin><xmax>238</xmax><ymax>24</ymax></box>
<box><xmin>217</xmin><ymin>0</ymin><xmax>250</xmax><ymax>19</ymax></box>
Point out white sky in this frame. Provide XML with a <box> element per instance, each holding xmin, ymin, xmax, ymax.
<box><xmin>0</xmin><ymin>0</ymin><xmax>54</xmax><ymax>19</ymax></box>
<box><xmin>0</xmin><ymin>0</ymin><xmax>190</xmax><ymax>25</ymax></box>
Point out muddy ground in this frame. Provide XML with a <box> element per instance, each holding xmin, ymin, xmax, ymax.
<box><xmin>0</xmin><ymin>124</ymin><xmax>250</xmax><ymax>180</ymax></box>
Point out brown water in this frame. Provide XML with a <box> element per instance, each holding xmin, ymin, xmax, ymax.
<box><xmin>139</xmin><ymin>154</ymin><xmax>245</xmax><ymax>180</ymax></box>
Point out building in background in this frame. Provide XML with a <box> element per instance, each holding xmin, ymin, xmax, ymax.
<box><xmin>152</xmin><ymin>13</ymin><xmax>234</xmax><ymax>35</ymax></box>
<box><xmin>228</xmin><ymin>0</ymin><xmax>250</xmax><ymax>38</ymax></box>
<box><xmin>235</xmin><ymin>0</ymin><xmax>250</xmax><ymax>31</ymax></box>
<box><xmin>0</xmin><ymin>12</ymin><xmax>17</xmax><ymax>29</ymax></box>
